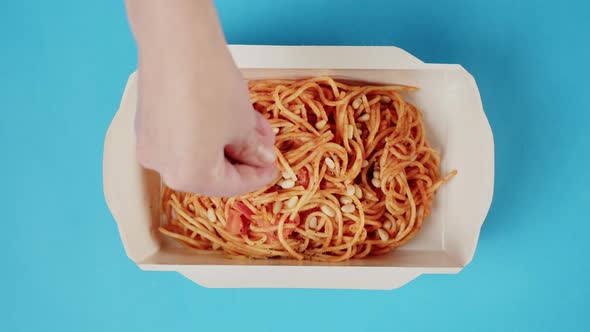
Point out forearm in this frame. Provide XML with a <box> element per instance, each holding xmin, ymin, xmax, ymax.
<box><xmin>127</xmin><ymin>0</ymin><xmax>277</xmax><ymax>197</ymax></box>
<box><xmin>125</xmin><ymin>0</ymin><xmax>234</xmax><ymax>72</ymax></box>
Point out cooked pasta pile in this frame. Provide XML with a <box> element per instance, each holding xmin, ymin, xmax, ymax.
<box><xmin>160</xmin><ymin>77</ymin><xmax>456</xmax><ymax>261</ymax></box>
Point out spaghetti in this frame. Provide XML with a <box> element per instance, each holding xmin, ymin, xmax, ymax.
<box><xmin>159</xmin><ymin>77</ymin><xmax>456</xmax><ymax>261</ymax></box>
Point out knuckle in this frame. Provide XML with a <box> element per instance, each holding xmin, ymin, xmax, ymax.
<box><xmin>164</xmin><ymin>167</ymin><xmax>195</xmax><ymax>192</ymax></box>
<box><xmin>163</xmin><ymin>173</ymin><xmax>192</xmax><ymax>193</ymax></box>
<box><xmin>163</xmin><ymin>162</ymin><xmax>217</xmax><ymax>193</ymax></box>
<box><xmin>136</xmin><ymin>146</ymin><xmax>154</xmax><ymax>169</ymax></box>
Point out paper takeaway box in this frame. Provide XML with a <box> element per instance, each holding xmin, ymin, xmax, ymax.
<box><xmin>103</xmin><ymin>46</ymin><xmax>494</xmax><ymax>290</ymax></box>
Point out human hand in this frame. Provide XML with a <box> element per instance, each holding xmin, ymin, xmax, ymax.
<box><xmin>126</xmin><ymin>0</ymin><xmax>278</xmax><ymax>197</ymax></box>
<box><xmin>134</xmin><ymin>60</ymin><xmax>278</xmax><ymax>197</ymax></box>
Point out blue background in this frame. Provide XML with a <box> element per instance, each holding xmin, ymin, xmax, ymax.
<box><xmin>1</xmin><ymin>0</ymin><xmax>589</xmax><ymax>331</ymax></box>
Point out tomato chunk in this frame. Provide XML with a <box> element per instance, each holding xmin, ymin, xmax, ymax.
<box><xmin>225</xmin><ymin>202</ymin><xmax>254</xmax><ymax>235</ymax></box>
<box><xmin>296</xmin><ymin>168</ymin><xmax>310</xmax><ymax>188</ymax></box>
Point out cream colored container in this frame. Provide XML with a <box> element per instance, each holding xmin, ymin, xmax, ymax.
<box><xmin>103</xmin><ymin>46</ymin><xmax>494</xmax><ymax>290</ymax></box>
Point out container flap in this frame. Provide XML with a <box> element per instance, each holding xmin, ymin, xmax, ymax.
<box><xmin>229</xmin><ymin>45</ymin><xmax>424</xmax><ymax>69</ymax></box>
<box><xmin>103</xmin><ymin>73</ymin><xmax>161</xmax><ymax>263</ymax></box>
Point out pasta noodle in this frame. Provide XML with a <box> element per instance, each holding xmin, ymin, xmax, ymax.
<box><xmin>159</xmin><ymin>77</ymin><xmax>456</xmax><ymax>262</ymax></box>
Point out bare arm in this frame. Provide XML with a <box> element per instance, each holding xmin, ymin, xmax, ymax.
<box><xmin>125</xmin><ymin>0</ymin><xmax>278</xmax><ymax>197</ymax></box>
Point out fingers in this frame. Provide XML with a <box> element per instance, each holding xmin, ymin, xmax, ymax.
<box><xmin>224</xmin><ymin>111</ymin><xmax>277</xmax><ymax>168</ymax></box>
<box><xmin>253</xmin><ymin>111</ymin><xmax>275</xmax><ymax>146</ymax></box>
<box><xmin>160</xmin><ymin>157</ymin><xmax>278</xmax><ymax>198</ymax></box>
<box><xmin>213</xmin><ymin>161</ymin><xmax>279</xmax><ymax>197</ymax></box>
<box><xmin>151</xmin><ymin>109</ymin><xmax>280</xmax><ymax>198</ymax></box>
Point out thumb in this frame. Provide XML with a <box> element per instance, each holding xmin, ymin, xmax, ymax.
<box><xmin>224</xmin><ymin>111</ymin><xmax>277</xmax><ymax>167</ymax></box>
